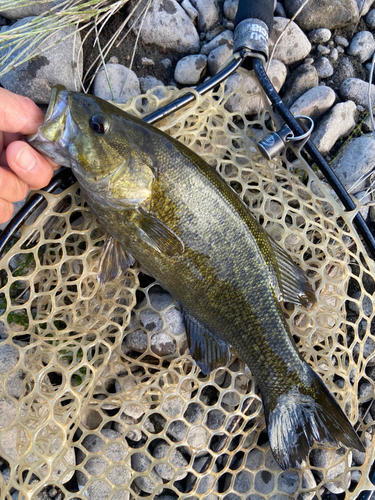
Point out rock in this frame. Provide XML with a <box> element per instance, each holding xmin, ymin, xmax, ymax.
<box><xmin>84</xmin><ymin>456</ymin><xmax>109</xmax><ymax>476</ymax></box>
<box><xmin>139</xmin><ymin>76</ymin><xmax>164</xmax><ymax>99</ymax></box>
<box><xmin>139</xmin><ymin>308</ymin><xmax>163</xmax><ymax>331</ymax></box>
<box><xmin>254</xmin><ymin>470</ymin><xmax>275</xmax><ymax>494</ymax></box>
<box><xmin>331</xmin><ymin>134</ymin><xmax>375</xmax><ymax>193</ymax></box>
<box><xmin>313</xmin><ymin>57</ymin><xmax>334</xmax><ymax>78</ymax></box>
<box><xmin>311</xmin><ymin>448</ymin><xmax>351</xmax><ymax>493</ymax></box>
<box><xmin>190</xmin><ymin>0</ymin><xmax>219</xmax><ymax>32</ymax></box>
<box><xmin>153</xmin><ymin>443</ymin><xmax>188</xmax><ymax>480</ymax></box>
<box><xmin>141</xmin><ymin>57</ymin><xmax>154</xmax><ymax>66</ymax></box>
<box><xmin>317</xmin><ymin>44</ymin><xmax>331</xmax><ymax>55</ymax></box>
<box><xmin>269</xmin><ymin>17</ymin><xmax>312</xmax><ymax>65</ymax></box>
<box><xmin>160</xmin><ymin>58</ymin><xmax>172</xmax><ymax>69</ymax></box>
<box><xmin>290</xmin><ymin>86</ymin><xmax>336</xmax><ymax>121</ymax></box>
<box><xmin>107</xmin><ymin>466</ymin><xmax>131</xmax><ymax>486</ymax></box>
<box><xmin>166</xmin><ymin>419</ymin><xmax>188</xmax><ymax>441</ymax></box>
<box><xmin>348</xmin><ymin>291</ymin><xmax>374</xmax><ymax>316</ymax></box>
<box><xmin>151</xmin><ymin>332</ymin><xmax>176</xmax><ymax>356</ymax></box>
<box><xmin>93</xmin><ymin>63</ymin><xmax>140</xmax><ymax>104</ymax></box>
<box><xmin>85</xmin><ymin>480</ymin><xmax>112</xmax><ymax>499</ymax></box>
<box><xmin>187</xmin><ymin>425</ymin><xmax>209</xmax><ymax>448</ymax></box>
<box><xmin>308</xmin><ymin>28</ymin><xmax>332</xmax><ymax>43</ymax></box>
<box><xmin>207</xmin><ymin>43</ymin><xmax>233</xmax><ymax>75</ymax></box>
<box><xmin>184</xmin><ymin>401</ymin><xmax>204</xmax><ymax>423</ymax></box>
<box><xmin>278</xmin><ymin>471</ymin><xmax>299</xmax><ymax>495</ymax></box>
<box><xmin>134</xmin><ymin>0</ymin><xmax>200</xmax><ymax>55</ymax></box>
<box><xmin>122</xmin><ymin>404</ymin><xmax>144</xmax><ymax>420</ymax></box>
<box><xmin>201</xmin><ymin>30</ymin><xmax>233</xmax><ymax>55</ymax></box>
<box><xmin>0</xmin><ymin>17</ymin><xmax>82</xmax><ymax>104</ymax></box>
<box><xmin>181</xmin><ymin>0</ymin><xmax>198</xmax><ymax>22</ymax></box>
<box><xmin>285</xmin><ymin>0</ymin><xmax>359</xmax><ymax>31</ymax></box>
<box><xmin>357</xmin><ymin>0</ymin><xmax>375</xmax><ymax>15</ymax></box>
<box><xmin>340</xmin><ymin>77</ymin><xmax>375</xmax><ymax>106</ymax></box>
<box><xmin>131</xmin><ymin>452</ymin><xmax>161</xmax><ymax>493</ymax></box>
<box><xmin>165</xmin><ymin>307</ymin><xmax>185</xmax><ymax>335</ymax></box>
<box><xmin>223</xmin><ymin>0</ymin><xmax>238</xmax><ymax>21</ymax></box>
<box><xmin>233</xmin><ymin>470</ymin><xmax>252</xmax><ymax>493</ymax></box>
<box><xmin>174</xmin><ymin>54</ymin><xmax>207</xmax><ymax>85</ymax></box>
<box><xmin>366</xmin><ymin>8</ymin><xmax>375</xmax><ymax>28</ymax></box>
<box><xmin>282</xmin><ymin>63</ymin><xmax>319</xmax><ymax>107</ymax></box>
<box><xmin>0</xmin><ymin>398</ymin><xmax>16</xmax><ymax>429</ymax></box>
<box><xmin>0</xmin><ymin>344</ymin><xmax>19</xmax><ymax>373</ymax></box>
<box><xmin>225</xmin><ymin>60</ymin><xmax>287</xmax><ymax>115</ymax></box>
<box><xmin>275</xmin><ymin>1</ymin><xmax>287</xmax><ymax>17</ymax></box>
<box><xmin>335</xmin><ymin>35</ymin><xmax>350</xmax><ymax>47</ymax></box>
<box><xmin>124</xmin><ymin>330</ymin><xmax>147</xmax><ymax>352</ymax></box>
<box><xmin>0</xmin><ymin>0</ymin><xmax>63</xmax><ymax>18</ymax></box>
<box><xmin>162</xmin><ymin>395</ymin><xmax>184</xmax><ymax>417</ymax></box>
<box><xmin>246</xmin><ymin>448</ymin><xmax>264</xmax><ymax>469</ymax></box>
<box><xmin>6</xmin><ymin>370</ymin><xmax>25</xmax><ymax>399</ymax></box>
<box><xmin>347</xmin><ymin>31</ymin><xmax>375</xmax><ymax>62</ymax></box>
<box><xmin>311</xmin><ymin>101</ymin><xmax>357</xmax><ymax>155</ymax></box>
<box><xmin>329</xmin><ymin>47</ymin><xmax>339</xmax><ymax>61</ymax></box>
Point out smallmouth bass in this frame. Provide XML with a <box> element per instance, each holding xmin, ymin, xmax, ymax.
<box><xmin>27</xmin><ymin>85</ymin><xmax>364</xmax><ymax>469</ymax></box>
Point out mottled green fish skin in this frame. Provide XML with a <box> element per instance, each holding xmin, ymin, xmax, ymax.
<box><xmin>28</xmin><ymin>87</ymin><xmax>364</xmax><ymax>470</ymax></box>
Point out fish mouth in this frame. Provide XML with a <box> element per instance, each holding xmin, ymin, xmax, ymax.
<box><xmin>26</xmin><ymin>85</ymin><xmax>79</xmax><ymax>167</ymax></box>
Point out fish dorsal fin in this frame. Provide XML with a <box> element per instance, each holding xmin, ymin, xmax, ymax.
<box><xmin>269</xmin><ymin>238</ymin><xmax>316</xmax><ymax>307</ymax></box>
<box><xmin>136</xmin><ymin>208</ymin><xmax>184</xmax><ymax>257</ymax></box>
<box><xmin>183</xmin><ymin>311</ymin><xmax>231</xmax><ymax>376</ymax></box>
<box><xmin>98</xmin><ymin>234</ymin><xmax>136</xmax><ymax>285</ymax></box>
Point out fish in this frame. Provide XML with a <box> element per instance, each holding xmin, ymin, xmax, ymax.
<box><xmin>27</xmin><ymin>84</ymin><xmax>365</xmax><ymax>470</ymax></box>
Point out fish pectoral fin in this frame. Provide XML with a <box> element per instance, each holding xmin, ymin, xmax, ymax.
<box><xmin>270</xmin><ymin>239</ymin><xmax>316</xmax><ymax>307</ymax></box>
<box><xmin>183</xmin><ymin>311</ymin><xmax>231</xmax><ymax>376</ymax></box>
<box><xmin>97</xmin><ymin>234</ymin><xmax>136</xmax><ymax>285</ymax></box>
<box><xmin>136</xmin><ymin>208</ymin><xmax>184</xmax><ymax>257</ymax></box>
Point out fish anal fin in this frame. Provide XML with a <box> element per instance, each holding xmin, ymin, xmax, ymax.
<box><xmin>270</xmin><ymin>239</ymin><xmax>316</xmax><ymax>308</ymax></box>
<box><xmin>183</xmin><ymin>311</ymin><xmax>230</xmax><ymax>375</ymax></box>
<box><xmin>136</xmin><ymin>208</ymin><xmax>184</xmax><ymax>257</ymax></box>
<box><xmin>98</xmin><ymin>234</ymin><xmax>136</xmax><ymax>285</ymax></box>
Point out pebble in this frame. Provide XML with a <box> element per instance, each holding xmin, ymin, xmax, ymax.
<box><xmin>270</xmin><ymin>17</ymin><xmax>312</xmax><ymax>65</ymax></box>
<box><xmin>317</xmin><ymin>44</ymin><xmax>331</xmax><ymax>55</ymax></box>
<box><xmin>308</xmin><ymin>28</ymin><xmax>332</xmax><ymax>43</ymax></box>
<box><xmin>282</xmin><ymin>63</ymin><xmax>319</xmax><ymax>108</ymax></box>
<box><xmin>124</xmin><ymin>330</ymin><xmax>147</xmax><ymax>352</ymax></box>
<box><xmin>151</xmin><ymin>332</ymin><xmax>176</xmax><ymax>356</ymax></box>
<box><xmin>165</xmin><ymin>307</ymin><xmax>185</xmax><ymax>335</ymax></box>
<box><xmin>311</xmin><ymin>100</ymin><xmax>357</xmax><ymax>155</ymax></box>
<box><xmin>207</xmin><ymin>43</ymin><xmax>233</xmax><ymax>76</ymax></box>
<box><xmin>335</xmin><ymin>35</ymin><xmax>350</xmax><ymax>47</ymax></box>
<box><xmin>153</xmin><ymin>443</ymin><xmax>188</xmax><ymax>480</ymax></box>
<box><xmin>131</xmin><ymin>452</ymin><xmax>161</xmax><ymax>493</ymax></box>
<box><xmin>347</xmin><ymin>31</ymin><xmax>375</xmax><ymax>62</ymax></box>
<box><xmin>174</xmin><ymin>54</ymin><xmax>207</xmax><ymax>85</ymax></box>
<box><xmin>134</xmin><ymin>0</ymin><xmax>200</xmax><ymax>55</ymax></box>
<box><xmin>139</xmin><ymin>76</ymin><xmax>164</xmax><ymax>99</ymax></box>
<box><xmin>331</xmin><ymin>133</ymin><xmax>375</xmax><ymax>193</ymax></box>
<box><xmin>254</xmin><ymin>470</ymin><xmax>275</xmax><ymax>494</ymax></box>
<box><xmin>311</xmin><ymin>448</ymin><xmax>351</xmax><ymax>494</ymax></box>
<box><xmin>160</xmin><ymin>58</ymin><xmax>172</xmax><ymax>69</ymax></box>
<box><xmin>275</xmin><ymin>1</ymin><xmax>287</xmax><ymax>17</ymax></box>
<box><xmin>245</xmin><ymin>448</ymin><xmax>263</xmax><ymax>469</ymax></box>
<box><xmin>348</xmin><ymin>291</ymin><xmax>374</xmax><ymax>316</ymax></box>
<box><xmin>187</xmin><ymin>425</ymin><xmax>209</xmax><ymax>448</ymax></box>
<box><xmin>139</xmin><ymin>308</ymin><xmax>163</xmax><ymax>331</ymax></box>
<box><xmin>141</xmin><ymin>57</ymin><xmax>154</xmax><ymax>66</ymax></box>
<box><xmin>0</xmin><ymin>17</ymin><xmax>82</xmax><ymax>104</ymax></box>
<box><xmin>93</xmin><ymin>63</ymin><xmax>140</xmax><ymax>103</ymax></box>
<box><xmin>84</xmin><ymin>480</ymin><xmax>112</xmax><ymax>499</ymax></box>
<box><xmin>313</xmin><ymin>57</ymin><xmax>334</xmax><ymax>78</ymax></box>
<box><xmin>366</xmin><ymin>8</ymin><xmax>375</xmax><ymax>28</ymax></box>
<box><xmin>357</xmin><ymin>0</ymin><xmax>375</xmax><ymax>15</ymax></box>
<box><xmin>284</xmin><ymin>0</ymin><xmax>360</xmax><ymax>31</ymax></box>
<box><xmin>329</xmin><ymin>47</ymin><xmax>339</xmax><ymax>61</ymax></box>
<box><xmin>201</xmin><ymin>29</ymin><xmax>233</xmax><ymax>56</ymax></box>
<box><xmin>223</xmin><ymin>0</ymin><xmax>238</xmax><ymax>21</ymax></box>
<box><xmin>290</xmin><ymin>85</ymin><xmax>336</xmax><ymax>121</ymax></box>
<box><xmin>181</xmin><ymin>0</ymin><xmax>198</xmax><ymax>22</ymax></box>
<box><xmin>0</xmin><ymin>344</ymin><xmax>19</xmax><ymax>373</ymax></box>
<box><xmin>166</xmin><ymin>419</ymin><xmax>188</xmax><ymax>441</ymax></box>
<box><xmin>190</xmin><ymin>0</ymin><xmax>219</xmax><ymax>32</ymax></box>
<box><xmin>278</xmin><ymin>471</ymin><xmax>299</xmax><ymax>495</ymax></box>
<box><xmin>340</xmin><ymin>77</ymin><xmax>375</xmax><ymax>106</ymax></box>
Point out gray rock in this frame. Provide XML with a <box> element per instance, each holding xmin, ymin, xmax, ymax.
<box><xmin>357</xmin><ymin>0</ymin><xmax>375</xmax><ymax>15</ymax></box>
<box><xmin>366</xmin><ymin>8</ymin><xmax>375</xmax><ymax>28</ymax></box>
<box><xmin>275</xmin><ymin>1</ymin><xmax>287</xmax><ymax>17</ymax></box>
<box><xmin>81</xmin><ymin>434</ymin><xmax>105</xmax><ymax>453</ymax></box>
<box><xmin>139</xmin><ymin>76</ymin><xmax>164</xmax><ymax>99</ymax></box>
<box><xmin>149</xmin><ymin>292</ymin><xmax>173</xmax><ymax>310</ymax></box>
<box><xmin>187</xmin><ymin>425</ymin><xmax>209</xmax><ymax>448</ymax></box>
<box><xmin>165</xmin><ymin>307</ymin><xmax>185</xmax><ymax>335</ymax></box>
<box><xmin>313</xmin><ymin>57</ymin><xmax>334</xmax><ymax>78</ymax></box>
<box><xmin>0</xmin><ymin>344</ymin><xmax>19</xmax><ymax>373</ymax></box>
<box><xmin>6</xmin><ymin>370</ymin><xmax>24</xmax><ymax>399</ymax></box>
<box><xmin>223</xmin><ymin>0</ymin><xmax>238</xmax><ymax>21</ymax></box>
<box><xmin>107</xmin><ymin>466</ymin><xmax>131</xmax><ymax>487</ymax></box>
<box><xmin>141</xmin><ymin>57</ymin><xmax>154</xmax><ymax>66</ymax></box>
<box><xmin>162</xmin><ymin>395</ymin><xmax>184</xmax><ymax>417</ymax></box>
<box><xmin>0</xmin><ymin>398</ymin><xmax>16</xmax><ymax>429</ymax></box>
<box><xmin>311</xmin><ymin>101</ymin><xmax>357</xmax><ymax>155</ymax></box>
<box><xmin>201</xmin><ymin>30</ymin><xmax>233</xmax><ymax>56</ymax></box>
<box><xmin>0</xmin><ymin>0</ymin><xmax>63</xmax><ymax>18</ymax></box>
<box><xmin>278</xmin><ymin>471</ymin><xmax>299</xmax><ymax>495</ymax></box>
<box><xmin>190</xmin><ymin>0</ymin><xmax>219</xmax><ymax>32</ymax></box>
<box><xmin>207</xmin><ymin>43</ymin><xmax>233</xmax><ymax>75</ymax></box>
<box><xmin>181</xmin><ymin>0</ymin><xmax>198</xmax><ymax>22</ymax></box>
<box><xmin>225</xmin><ymin>60</ymin><xmax>287</xmax><ymax>115</ymax></box>
<box><xmin>246</xmin><ymin>448</ymin><xmax>263</xmax><ymax>469</ymax></box>
<box><xmin>84</xmin><ymin>456</ymin><xmax>109</xmax><ymax>476</ymax></box>
<box><xmin>174</xmin><ymin>54</ymin><xmax>207</xmax><ymax>85</ymax></box>
<box><xmin>134</xmin><ymin>0</ymin><xmax>200</xmax><ymax>55</ymax></box>
<box><xmin>131</xmin><ymin>452</ymin><xmax>161</xmax><ymax>493</ymax></box>
<box><xmin>0</xmin><ymin>17</ymin><xmax>82</xmax><ymax>104</ymax></box>
<box><xmin>93</xmin><ymin>63</ymin><xmax>140</xmax><ymax>104</ymax></box>
<box><xmin>282</xmin><ymin>63</ymin><xmax>319</xmax><ymax>107</ymax></box>
<box><xmin>233</xmin><ymin>470</ymin><xmax>252</xmax><ymax>493</ymax></box>
<box><xmin>122</xmin><ymin>404</ymin><xmax>144</xmax><ymax>420</ymax></box>
<box><xmin>269</xmin><ymin>17</ymin><xmax>312</xmax><ymax>65</ymax></box>
<box><xmin>124</xmin><ymin>330</ymin><xmax>147</xmax><ymax>352</ymax></box>
<box><xmin>308</xmin><ymin>28</ymin><xmax>332</xmax><ymax>43</ymax></box>
<box><xmin>151</xmin><ymin>332</ymin><xmax>176</xmax><ymax>356</ymax></box>
<box><xmin>347</xmin><ymin>31</ymin><xmax>375</xmax><ymax>62</ymax></box>
<box><xmin>166</xmin><ymin>419</ymin><xmax>188</xmax><ymax>441</ymax></box>
<box><xmin>290</xmin><ymin>86</ymin><xmax>336</xmax><ymax>121</ymax></box>
<box><xmin>359</xmin><ymin>379</ymin><xmax>372</xmax><ymax>399</ymax></box>
<box><xmin>335</xmin><ymin>35</ymin><xmax>350</xmax><ymax>47</ymax></box>
<box><xmin>139</xmin><ymin>308</ymin><xmax>163</xmax><ymax>331</ymax></box>
<box><xmin>340</xmin><ymin>77</ymin><xmax>375</xmax><ymax>106</ymax></box>
<box><xmin>311</xmin><ymin>448</ymin><xmax>351</xmax><ymax>493</ymax></box>
<box><xmin>317</xmin><ymin>44</ymin><xmax>331</xmax><ymax>55</ymax></box>
<box><xmin>153</xmin><ymin>443</ymin><xmax>188</xmax><ymax>480</ymax></box>
<box><xmin>85</xmin><ymin>480</ymin><xmax>112</xmax><ymax>499</ymax></box>
<box><xmin>348</xmin><ymin>291</ymin><xmax>374</xmax><ymax>316</ymax></box>
<box><xmin>329</xmin><ymin>47</ymin><xmax>339</xmax><ymax>61</ymax></box>
<box><xmin>160</xmin><ymin>58</ymin><xmax>172</xmax><ymax>69</ymax></box>
<box><xmin>331</xmin><ymin>134</ymin><xmax>375</xmax><ymax>193</ymax></box>
<box><xmin>285</xmin><ymin>0</ymin><xmax>359</xmax><ymax>31</ymax></box>
<box><xmin>254</xmin><ymin>470</ymin><xmax>275</xmax><ymax>494</ymax></box>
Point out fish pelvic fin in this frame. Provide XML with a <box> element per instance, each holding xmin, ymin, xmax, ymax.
<box><xmin>264</xmin><ymin>366</ymin><xmax>365</xmax><ymax>470</ymax></box>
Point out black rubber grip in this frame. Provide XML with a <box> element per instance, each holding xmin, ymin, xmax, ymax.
<box><xmin>234</xmin><ymin>0</ymin><xmax>274</xmax><ymax>32</ymax></box>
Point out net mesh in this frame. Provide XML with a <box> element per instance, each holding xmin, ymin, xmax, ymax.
<box><xmin>1</xmin><ymin>70</ymin><xmax>375</xmax><ymax>500</ymax></box>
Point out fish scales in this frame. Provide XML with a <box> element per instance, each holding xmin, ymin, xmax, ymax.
<box><xmin>27</xmin><ymin>85</ymin><xmax>365</xmax><ymax>470</ymax></box>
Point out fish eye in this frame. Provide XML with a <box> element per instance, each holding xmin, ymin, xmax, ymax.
<box><xmin>89</xmin><ymin>113</ymin><xmax>109</xmax><ymax>134</ymax></box>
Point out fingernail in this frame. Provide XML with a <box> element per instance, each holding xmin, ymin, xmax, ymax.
<box><xmin>15</xmin><ymin>146</ymin><xmax>37</xmax><ymax>171</ymax></box>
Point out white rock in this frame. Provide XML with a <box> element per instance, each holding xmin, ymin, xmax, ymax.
<box><xmin>269</xmin><ymin>17</ymin><xmax>312</xmax><ymax>65</ymax></box>
<box><xmin>223</xmin><ymin>0</ymin><xmax>238</xmax><ymax>21</ymax></box>
<box><xmin>357</xmin><ymin>0</ymin><xmax>375</xmax><ymax>15</ymax></box>
<box><xmin>151</xmin><ymin>332</ymin><xmax>176</xmax><ymax>356</ymax></box>
<box><xmin>335</xmin><ymin>35</ymin><xmax>350</xmax><ymax>47</ymax></box>
<box><xmin>340</xmin><ymin>77</ymin><xmax>375</xmax><ymax>106</ymax></box>
<box><xmin>290</xmin><ymin>86</ymin><xmax>336</xmax><ymax>121</ymax></box>
<box><xmin>207</xmin><ymin>43</ymin><xmax>233</xmax><ymax>75</ymax></box>
<box><xmin>366</xmin><ymin>8</ymin><xmax>375</xmax><ymax>28</ymax></box>
<box><xmin>175</xmin><ymin>54</ymin><xmax>207</xmax><ymax>85</ymax></box>
<box><xmin>187</xmin><ymin>425</ymin><xmax>209</xmax><ymax>448</ymax></box>
<box><xmin>225</xmin><ymin>60</ymin><xmax>287</xmax><ymax>115</ymax></box>
<box><xmin>93</xmin><ymin>63</ymin><xmax>140</xmax><ymax>103</ymax></box>
<box><xmin>134</xmin><ymin>0</ymin><xmax>200</xmax><ymax>54</ymax></box>
<box><xmin>201</xmin><ymin>30</ymin><xmax>233</xmax><ymax>55</ymax></box>
<box><xmin>254</xmin><ymin>469</ymin><xmax>275</xmax><ymax>494</ymax></box>
<box><xmin>313</xmin><ymin>57</ymin><xmax>334</xmax><ymax>78</ymax></box>
<box><xmin>190</xmin><ymin>0</ymin><xmax>219</xmax><ymax>32</ymax></box>
<box><xmin>181</xmin><ymin>0</ymin><xmax>198</xmax><ymax>22</ymax></box>
<box><xmin>139</xmin><ymin>308</ymin><xmax>163</xmax><ymax>331</ymax></box>
<box><xmin>347</xmin><ymin>30</ymin><xmax>375</xmax><ymax>62</ymax></box>
<box><xmin>308</xmin><ymin>28</ymin><xmax>332</xmax><ymax>43</ymax></box>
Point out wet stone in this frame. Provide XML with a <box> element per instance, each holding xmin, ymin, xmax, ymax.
<box><xmin>184</xmin><ymin>402</ymin><xmax>204</xmax><ymax>423</ymax></box>
<box><xmin>246</xmin><ymin>448</ymin><xmax>263</xmax><ymax>470</ymax></box>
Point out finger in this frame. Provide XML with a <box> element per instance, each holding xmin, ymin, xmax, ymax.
<box><xmin>4</xmin><ymin>132</ymin><xmax>22</xmax><ymax>148</ymax></box>
<box><xmin>0</xmin><ymin>88</ymin><xmax>45</xmax><ymax>135</ymax></box>
<box><xmin>6</xmin><ymin>141</ymin><xmax>56</xmax><ymax>190</ymax></box>
<box><xmin>0</xmin><ymin>167</ymin><xmax>29</xmax><ymax>202</ymax></box>
<box><xmin>0</xmin><ymin>197</ymin><xmax>14</xmax><ymax>224</ymax></box>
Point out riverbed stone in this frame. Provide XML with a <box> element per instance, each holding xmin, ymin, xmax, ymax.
<box><xmin>190</xmin><ymin>0</ymin><xmax>219</xmax><ymax>32</ymax></box>
<box><xmin>347</xmin><ymin>30</ymin><xmax>375</xmax><ymax>62</ymax></box>
<box><xmin>269</xmin><ymin>17</ymin><xmax>312</xmax><ymax>65</ymax></box>
<box><xmin>290</xmin><ymin>86</ymin><xmax>336</xmax><ymax>121</ymax></box>
<box><xmin>340</xmin><ymin>77</ymin><xmax>375</xmax><ymax>107</ymax></box>
<box><xmin>93</xmin><ymin>63</ymin><xmax>140</xmax><ymax>103</ymax></box>
<box><xmin>285</xmin><ymin>0</ymin><xmax>359</xmax><ymax>31</ymax></box>
<box><xmin>174</xmin><ymin>54</ymin><xmax>207</xmax><ymax>85</ymax></box>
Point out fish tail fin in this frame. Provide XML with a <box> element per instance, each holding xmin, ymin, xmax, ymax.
<box><xmin>264</xmin><ymin>366</ymin><xmax>365</xmax><ymax>470</ymax></box>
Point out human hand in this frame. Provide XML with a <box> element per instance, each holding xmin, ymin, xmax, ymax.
<box><xmin>0</xmin><ymin>88</ymin><xmax>59</xmax><ymax>224</ymax></box>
